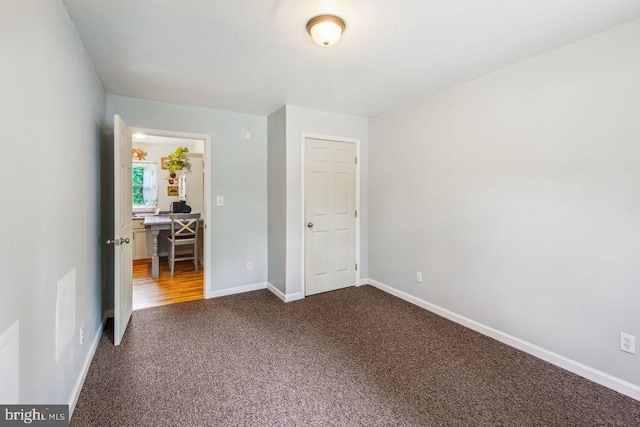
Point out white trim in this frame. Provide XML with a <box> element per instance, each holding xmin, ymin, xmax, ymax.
<box><xmin>104</xmin><ymin>309</ymin><xmax>114</xmax><ymax>319</ymax></box>
<box><xmin>267</xmin><ymin>283</ymin><xmax>304</xmax><ymax>303</ymax></box>
<box><xmin>131</xmin><ymin>127</ymin><xmax>212</xmax><ymax>301</ymax></box>
<box><xmin>267</xmin><ymin>282</ymin><xmax>286</xmax><ymax>301</ymax></box>
<box><xmin>69</xmin><ymin>314</ymin><xmax>107</xmax><ymax>418</ymax></box>
<box><xmin>207</xmin><ymin>282</ymin><xmax>267</xmax><ymax>299</ymax></box>
<box><xmin>300</xmin><ymin>133</ymin><xmax>361</xmax><ymax>298</ymax></box>
<box><xmin>285</xmin><ymin>292</ymin><xmax>304</xmax><ymax>302</ymax></box>
<box><xmin>0</xmin><ymin>321</ymin><xmax>19</xmax><ymax>404</ymax></box>
<box><xmin>357</xmin><ymin>278</ymin><xmax>369</xmax><ymax>286</ymax></box>
<box><xmin>366</xmin><ymin>278</ymin><xmax>640</xmax><ymax>401</ymax></box>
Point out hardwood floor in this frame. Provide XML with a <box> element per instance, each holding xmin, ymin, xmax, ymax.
<box><xmin>133</xmin><ymin>258</ymin><xmax>204</xmax><ymax>311</ymax></box>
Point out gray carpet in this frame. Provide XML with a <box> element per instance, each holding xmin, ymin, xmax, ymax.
<box><xmin>72</xmin><ymin>286</ymin><xmax>640</xmax><ymax>426</ymax></box>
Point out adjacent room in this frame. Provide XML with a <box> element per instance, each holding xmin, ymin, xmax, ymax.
<box><xmin>130</xmin><ymin>134</ymin><xmax>206</xmax><ymax>311</ymax></box>
<box><xmin>1</xmin><ymin>0</ymin><xmax>640</xmax><ymax>425</ymax></box>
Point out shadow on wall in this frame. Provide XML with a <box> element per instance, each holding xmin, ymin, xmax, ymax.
<box><xmin>100</xmin><ymin>132</ymin><xmax>114</xmax><ymax>315</ymax></box>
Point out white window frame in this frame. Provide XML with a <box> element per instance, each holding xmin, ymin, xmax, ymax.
<box><xmin>132</xmin><ymin>160</ymin><xmax>158</xmax><ymax>212</ymax></box>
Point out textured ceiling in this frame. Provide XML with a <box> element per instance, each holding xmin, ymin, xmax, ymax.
<box><xmin>63</xmin><ymin>0</ymin><xmax>640</xmax><ymax>117</ymax></box>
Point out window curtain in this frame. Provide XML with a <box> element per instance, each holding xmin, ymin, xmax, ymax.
<box><xmin>142</xmin><ymin>167</ymin><xmax>156</xmax><ymax>206</ymax></box>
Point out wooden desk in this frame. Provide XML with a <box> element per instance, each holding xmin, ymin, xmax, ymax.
<box><xmin>143</xmin><ymin>215</ymin><xmax>204</xmax><ymax>278</ymax></box>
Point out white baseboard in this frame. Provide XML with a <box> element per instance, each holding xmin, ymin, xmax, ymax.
<box><xmin>357</xmin><ymin>278</ymin><xmax>369</xmax><ymax>286</ymax></box>
<box><xmin>285</xmin><ymin>292</ymin><xmax>304</xmax><ymax>302</ymax></box>
<box><xmin>69</xmin><ymin>314</ymin><xmax>106</xmax><ymax>418</ymax></box>
<box><xmin>367</xmin><ymin>278</ymin><xmax>640</xmax><ymax>401</ymax></box>
<box><xmin>267</xmin><ymin>283</ymin><xmax>286</xmax><ymax>301</ymax></box>
<box><xmin>206</xmin><ymin>282</ymin><xmax>267</xmax><ymax>299</ymax></box>
<box><xmin>267</xmin><ymin>283</ymin><xmax>304</xmax><ymax>302</ymax></box>
<box><xmin>104</xmin><ymin>309</ymin><xmax>114</xmax><ymax>319</ymax></box>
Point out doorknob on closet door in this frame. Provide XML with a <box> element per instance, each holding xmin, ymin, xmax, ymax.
<box><xmin>307</xmin><ymin>222</ymin><xmax>314</xmax><ymax>228</ymax></box>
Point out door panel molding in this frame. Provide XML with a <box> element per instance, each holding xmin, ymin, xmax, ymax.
<box><xmin>301</xmin><ymin>133</ymin><xmax>361</xmax><ymax>297</ymax></box>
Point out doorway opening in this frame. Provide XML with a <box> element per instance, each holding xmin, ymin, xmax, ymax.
<box><xmin>129</xmin><ymin>130</ymin><xmax>211</xmax><ymax>310</ymax></box>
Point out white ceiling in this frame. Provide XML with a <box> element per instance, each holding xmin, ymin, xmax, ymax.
<box><xmin>63</xmin><ymin>0</ymin><xmax>640</xmax><ymax>117</ymax></box>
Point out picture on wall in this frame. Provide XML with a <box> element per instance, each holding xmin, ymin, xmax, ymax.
<box><xmin>167</xmin><ymin>186</ymin><xmax>179</xmax><ymax>196</ymax></box>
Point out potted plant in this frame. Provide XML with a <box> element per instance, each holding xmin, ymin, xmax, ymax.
<box><xmin>167</xmin><ymin>146</ymin><xmax>191</xmax><ymax>177</ymax></box>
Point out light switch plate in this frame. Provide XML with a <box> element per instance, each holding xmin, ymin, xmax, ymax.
<box><xmin>216</xmin><ymin>196</ymin><xmax>224</xmax><ymax>207</ymax></box>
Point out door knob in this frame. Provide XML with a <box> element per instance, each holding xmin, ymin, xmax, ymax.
<box><xmin>307</xmin><ymin>222</ymin><xmax>314</xmax><ymax>228</ymax></box>
<box><xmin>106</xmin><ymin>238</ymin><xmax>130</xmax><ymax>245</ymax></box>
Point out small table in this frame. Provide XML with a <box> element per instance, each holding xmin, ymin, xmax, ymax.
<box><xmin>143</xmin><ymin>215</ymin><xmax>204</xmax><ymax>278</ymax></box>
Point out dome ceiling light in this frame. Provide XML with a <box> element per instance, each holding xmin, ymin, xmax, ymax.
<box><xmin>306</xmin><ymin>15</ymin><xmax>345</xmax><ymax>47</ymax></box>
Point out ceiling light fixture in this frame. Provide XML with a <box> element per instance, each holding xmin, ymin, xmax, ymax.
<box><xmin>306</xmin><ymin>15</ymin><xmax>345</xmax><ymax>47</ymax></box>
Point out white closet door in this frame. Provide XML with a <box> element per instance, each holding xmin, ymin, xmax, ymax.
<box><xmin>305</xmin><ymin>138</ymin><xmax>356</xmax><ymax>296</ymax></box>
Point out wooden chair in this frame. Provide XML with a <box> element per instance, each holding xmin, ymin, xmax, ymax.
<box><xmin>167</xmin><ymin>213</ymin><xmax>200</xmax><ymax>277</ymax></box>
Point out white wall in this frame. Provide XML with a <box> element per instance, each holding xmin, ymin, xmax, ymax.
<box><xmin>0</xmin><ymin>0</ymin><xmax>105</xmax><ymax>405</ymax></box>
<box><xmin>285</xmin><ymin>105</ymin><xmax>369</xmax><ymax>296</ymax></box>
<box><xmin>106</xmin><ymin>95</ymin><xmax>268</xmax><ymax>292</ymax></box>
<box><xmin>267</xmin><ymin>107</ymin><xmax>287</xmax><ymax>293</ymax></box>
<box><xmin>183</xmin><ymin>154</ymin><xmax>205</xmax><ymax>217</ymax></box>
<box><xmin>369</xmin><ymin>18</ymin><xmax>640</xmax><ymax>390</ymax></box>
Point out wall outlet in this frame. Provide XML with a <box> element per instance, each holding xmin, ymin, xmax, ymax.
<box><xmin>246</xmin><ymin>262</ymin><xmax>253</xmax><ymax>271</ymax></box>
<box><xmin>416</xmin><ymin>272</ymin><xmax>423</xmax><ymax>283</ymax></box>
<box><xmin>79</xmin><ymin>324</ymin><xmax>85</xmax><ymax>346</ymax></box>
<box><xmin>620</xmin><ymin>333</ymin><xmax>635</xmax><ymax>354</ymax></box>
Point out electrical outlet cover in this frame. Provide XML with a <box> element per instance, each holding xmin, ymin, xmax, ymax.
<box><xmin>620</xmin><ymin>332</ymin><xmax>635</xmax><ymax>354</ymax></box>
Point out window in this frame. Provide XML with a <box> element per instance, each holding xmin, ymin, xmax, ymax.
<box><xmin>132</xmin><ymin>161</ymin><xmax>158</xmax><ymax>211</ymax></box>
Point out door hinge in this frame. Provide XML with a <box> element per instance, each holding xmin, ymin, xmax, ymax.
<box><xmin>355</xmin><ymin>210</ymin><xmax>358</xmax><ymax>218</ymax></box>
<box><xmin>355</xmin><ymin>157</ymin><xmax>358</xmax><ymax>165</ymax></box>
<box><xmin>355</xmin><ymin>263</ymin><xmax>358</xmax><ymax>271</ymax></box>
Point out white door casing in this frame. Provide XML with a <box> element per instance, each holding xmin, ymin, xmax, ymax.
<box><xmin>305</xmin><ymin>138</ymin><xmax>357</xmax><ymax>296</ymax></box>
<box><xmin>113</xmin><ymin>115</ymin><xmax>133</xmax><ymax>346</ymax></box>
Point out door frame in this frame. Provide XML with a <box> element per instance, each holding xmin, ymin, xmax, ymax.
<box><xmin>130</xmin><ymin>126</ymin><xmax>212</xmax><ymax>298</ymax></box>
<box><xmin>300</xmin><ymin>132</ymin><xmax>361</xmax><ymax>297</ymax></box>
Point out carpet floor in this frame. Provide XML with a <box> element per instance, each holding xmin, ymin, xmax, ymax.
<box><xmin>72</xmin><ymin>286</ymin><xmax>640</xmax><ymax>426</ymax></box>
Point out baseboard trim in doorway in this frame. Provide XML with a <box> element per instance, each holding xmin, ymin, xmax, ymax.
<box><xmin>357</xmin><ymin>278</ymin><xmax>369</xmax><ymax>286</ymax></box>
<box><xmin>366</xmin><ymin>278</ymin><xmax>640</xmax><ymax>402</ymax></box>
<box><xmin>69</xmin><ymin>313</ymin><xmax>107</xmax><ymax>418</ymax></box>
<box><xmin>206</xmin><ymin>282</ymin><xmax>267</xmax><ymax>299</ymax></box>
<box><xmin>267</xmin><ymin>283</ymin><xmax>304</xmax><ymax>303</ymax></box>
<box><xmin>104</xmin><ymin>309</ymin><xmax>114</xmax><ymax>319</ymax></box>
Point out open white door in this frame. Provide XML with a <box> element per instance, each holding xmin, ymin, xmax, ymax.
<box><xmin>112</xmin><ymin>115</ymin><xmax>133</xmax><ymax>345</ymax></box>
